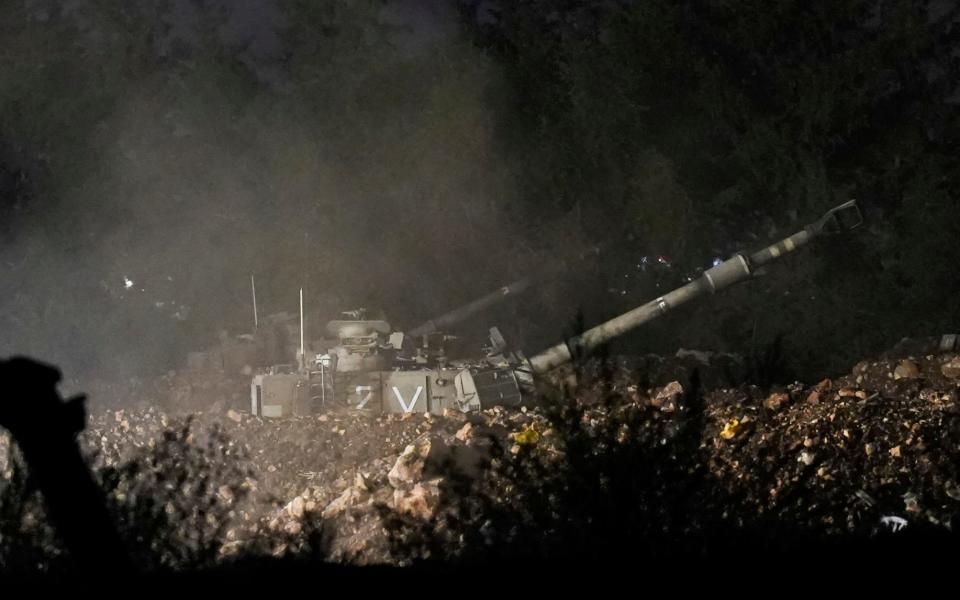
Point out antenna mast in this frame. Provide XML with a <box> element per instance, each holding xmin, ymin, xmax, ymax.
<box><xmin>299</xmin><ymin>287</ymin><xmax>306</xmax><ymax>372</ymax></box>
<box><xmin>251</xmin><ymin>275</ymin><xmax>259</xmax><ymax>330</ymax></box>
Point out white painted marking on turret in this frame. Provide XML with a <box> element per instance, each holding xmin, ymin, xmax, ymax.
<box><xmin>355</xmin><ymin>385</ymin><xmax>374</xmax><ymax>409</ymax></box>
<box><xmin>392</xmin><ymin>386</ymin><xmax>423</xmax><ymax>413</ymax></box>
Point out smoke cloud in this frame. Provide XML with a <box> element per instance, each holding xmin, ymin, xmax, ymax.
<box><xmin>0</xmin><ymin>0</ymin><xmax>536</xmax><ymax>380</ymax></box>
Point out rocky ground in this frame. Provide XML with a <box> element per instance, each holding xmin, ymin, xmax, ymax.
<box><xmin>1</xmin><ymin>346</ymin><xmax>959</xmax><ymax>570</ymax></box>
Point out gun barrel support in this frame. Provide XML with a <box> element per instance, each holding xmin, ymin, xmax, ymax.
<box><xmin>409</xmin><ymin>246</ymin><xmax>602</xmax><ymax>337</ymax></box>
<box><xmin>410</xmin><ymin>278</ymin><xmax>536</xmax><ymax>337</ymax></box>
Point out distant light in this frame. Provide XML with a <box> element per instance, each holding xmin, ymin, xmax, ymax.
<box><xmin>123</xmin><ymin>276</ymin><xmax>134</xmax><ymax>289</ymax></box>
<box><xmin>712</xmin><ymin>258</ymin><xmax>722</xmax><ymax>267</ymax></box>
<box><xmin>640</xmin><ymin>256</ymin><xmax>648</xmax><ymax>264</ymax></box>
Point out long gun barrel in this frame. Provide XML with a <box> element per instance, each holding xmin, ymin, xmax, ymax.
<box><xmin>528</xmin><ymin>201</ymin><xmax>863</xmax><ymax>374</ymax></box>
<box><xmin>408</xmin><ymin>246</ymin><xmax>601</xmax><ymax>337</ymax></box>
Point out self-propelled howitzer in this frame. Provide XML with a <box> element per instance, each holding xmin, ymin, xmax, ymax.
<box><xmin>251</xmin><ymin>201</ymin><xmax>862</xmax><ymax>417</ymax></box>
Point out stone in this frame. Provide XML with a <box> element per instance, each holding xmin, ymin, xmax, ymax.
<box><xmin>764</xmin><ymin>392</ymin><xmax>789</xmax><ymax>411</ymax></box>
<box><xmin>941</xmin><ymin>357</ymin><xmax>960</xmax><ymax>379</ymax></box>
<box><xmin>894</xmin><ymin>359</ymin><xmax>920</xmax><ymax>380</ymax></box>
<box><xmin>354</xmin><ymin>471</ymin><xmax>370</xmax><ymax>492</ymax></box>
<box><xmin>903</xmin><ymin>492</ymin><xmax>919</xmax><ymax>513</ymax></box>
<box><xmin>945</xmin><ymin>481</ymin><xmax>960</xmax><ymax>501</ymax></box>
<box><xmin>392</xmin><ymin>479</ymin><xmax>441</xmax><ymax>520</ymax></box>
<box><xmin>220</xmin><ymin>541</ymin><xmax>243</xmax><ymax>556</ymax></box>
<box><xmin>322</xmin><ymin>487</ymin><xmax>366</xmax><ymax>519</ymax></box>
<box><xmin>217</xmin><ymin>485</ymin><xmax>235</xmax><ymax>504</ymax></box>
<box><xmin>284</xmin><ymin>521</ymin><xmax>302</xmax><ymax>536</ymax></box>
<box><xmin>455</xmin><ymin>423</ymin><xmax>474</xmax><ymax>442</ymax></box>
<box><xmin>443</xmin><ymin>408</ymin><xmax>467</xmax><ymax>420</ymax></box>
<box><xmin>387</xmin><ymin>434</ymin><xmax>448</xmax><ymax>489</ymax></box>
<box><xmin>651</xmin><ymin>381</ymin><xmax>683</xmax><ymax>412</ymax></box>
<box><xmin>285</xmin><ymin>496</ymin><xmax>305</xmax><ymax>519</ymax></box>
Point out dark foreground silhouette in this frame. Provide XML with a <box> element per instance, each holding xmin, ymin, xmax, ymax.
<box><xmin>0</xmin><ymin>356</ymin><xmax>955</xmax><ymax>587</ymax></box>
<box><xmin>0</xmin><ymin>357</ymin><xmax>131</xmax><ymax>574</ymax></box>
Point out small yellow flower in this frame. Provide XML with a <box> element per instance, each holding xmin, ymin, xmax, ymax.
<box><xmin>513</xmin><ymin>424</ymin><xmax>541</xmax><ymax>445</ymax></box>
<box><xmin>720</xmin><ymin>418</ymin><xmax>742</xmax><ymax>440</ymax></box>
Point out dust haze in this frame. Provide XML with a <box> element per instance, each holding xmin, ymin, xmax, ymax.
<box><xmin>3</xmin><ymin>0</ymin><xmax>958</xmax><ymax>388</ymax></box>
<box><xmin>1</xmin><ymin>1</ymin><xmax>559</xmax><ymax>382</ymax></box>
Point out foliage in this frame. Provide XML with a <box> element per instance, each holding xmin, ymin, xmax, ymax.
<box><xmin>459</xmin><ymin>0</ymin><xmax>960</xmax><ymax>377</ymax></box>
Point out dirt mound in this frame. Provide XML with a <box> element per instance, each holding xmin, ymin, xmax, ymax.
<box><xmin>2</xmin><ymin>349</ymin><xmax>959</xmax><ymax>569</ymax></box>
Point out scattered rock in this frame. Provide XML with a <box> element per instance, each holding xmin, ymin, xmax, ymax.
<box><xmin>387</xmin><ymin>434</ymin><xmax>448</xmax><ymax>489</ymax></box>
<box><xmin>284</xmin><ymin>521</ymin><xmax>302</xmax><ymax>536</ymax></box>
<box><xmin>894</xmin><ymin>359</ymin><xmax>921</xmax><ymax>380</ymax></box>
<box><xmin>455</xmin><ymin>423</ymin><xmax>474</xmax><ymax>442</ymax></box>
<box><xmin>807</xmin><ymin>379</ymin><xmax>831</xmax><ymax>404</ymax></box>
<box><xmin>28</xmin><ymin>344</ymin><xmax>959</xmax><ymax>568</ymax></box>
<box><xmin>941</xmin><ymin>357</ymin><xmax>960</xmax><ymax>379</ymax></box>
<box><xmin>322</xmin><ymin>487</ymin><xmax>366</xmax><ymax>519</ymax></box>
<box><xmin>392</xmin><ymin>479</ymin><xmax>441</xmax><ymax>520</ymax></box>
<box><xmin>354</xmin><ymin>471</ymin><xmax>370</xmax><ymax>492</ymax></box>
<box><xmin>651</xmin><ymin>381</ymin><xmax>683</xmax><ymax>412</ymax></box>
<box><xmin>945</xmin><ymin>481</ymin><xmax>960</xmax><ymax>501</ymax></box>
<box><xmin>764</xmin><ymin>392</ymin><xmax>789</xmax><ymax>411</ymax></box>
<box><xmin>220</xmin><ymin>541</ymin><xmax>243</xmax><ymax>556</ymax></box>
<box><xmin>285</xmin><ymin>496</ymin><xmax>305</xmax><ymax>519</ymax></box>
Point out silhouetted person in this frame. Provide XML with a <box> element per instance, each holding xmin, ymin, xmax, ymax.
<box><xmin>0</xmin><ymin>356</ymin><xmax>132</xmax><ymax>575</ymax></box>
